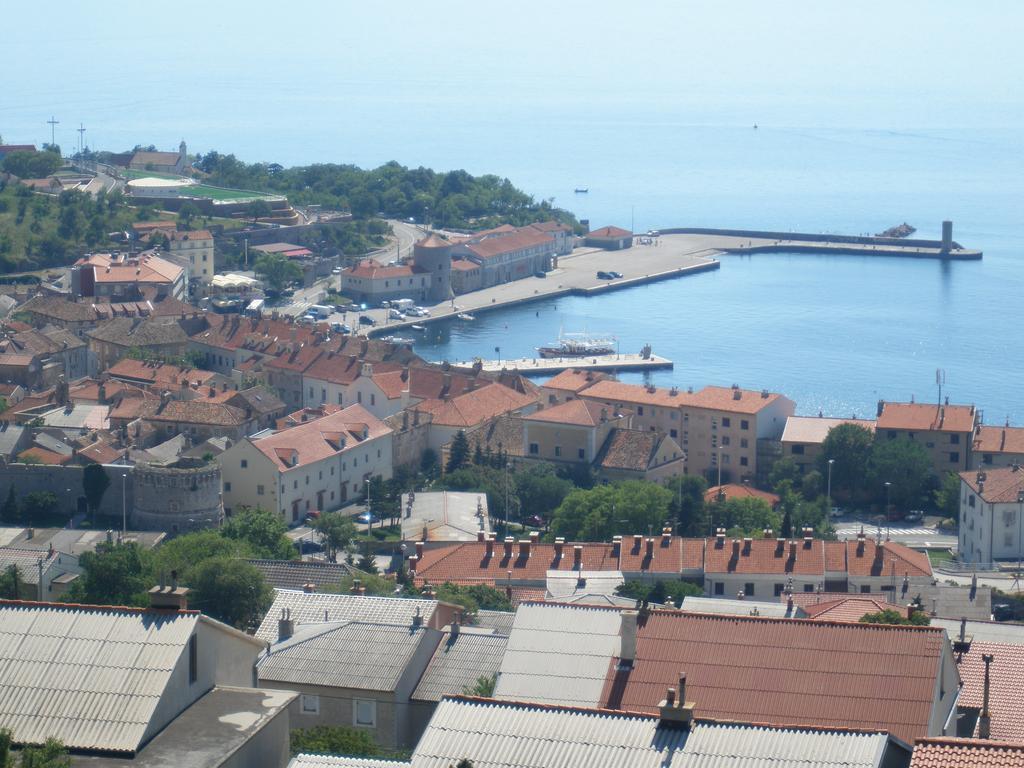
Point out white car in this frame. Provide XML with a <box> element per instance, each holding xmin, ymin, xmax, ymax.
<box><xmin>388</xmin><ymin>309</ymin><xmax>406</xmax><ymax>320</ymax></box>
<box><xmin>414</xmin><ymin>306</ymin><xmax>430</xmax><ymax>316</ymax></box>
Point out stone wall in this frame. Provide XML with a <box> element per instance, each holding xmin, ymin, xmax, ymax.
<box><xmin>0</xmin><ymin>462</ymin><xmax>131</xmax><ymax>519</ymax></box>
<box><xmin>132</xmin><ymin>461</ymin><xmax>224</xmax><ymax>532</ymax></box>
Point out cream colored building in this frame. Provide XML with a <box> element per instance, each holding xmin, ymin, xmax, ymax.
<box><xmin>218</xmin><ymin>404</ymin><xmax>392</xmax><ymax>525</ymax></box>
<box><xmin>779</xmin><ymin>416</ymin><xmax>877</xmax><ymax>474</ymax></box>
<box><xmin>876</xmin><ymin>399</ymin><xmax>978</xmax><ymax>477</ymax></box>
<box><xmin>170</xmin><ymin>229</ymin><xmax>215</xmax><ymax>283</ymax></box>
<box><xmin>972</xmin><ymin>424</ymin><xmax>1024</xmax><ymax>469</ymax></box>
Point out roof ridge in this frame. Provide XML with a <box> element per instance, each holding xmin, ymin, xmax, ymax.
<box><xmin>0</xmin><ymin>598</ymin><xmax>199</xmax><ymax>615</ymax></box>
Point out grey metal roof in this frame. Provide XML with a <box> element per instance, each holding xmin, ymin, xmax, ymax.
<box><xmin>0</xmin><ymin>602</ymin><xmax>198</xmax><ymax>753</ymax></box>
<box><xmin>0</xmin><ymin>424</ymin><xmax>27</xmax><ymax>458</ymax></box>
<box><xmin>910</xmin><ymin>583</ymin><xmax>992</xmax><ymax>621</ymax></box>
<box><xmin>258</xmin><ymin>621</ymin><xmax>433</xmax><ymax>692</ymax></box>
<box><xmin>545</xmin><ymin>569</ymin><xmax>623</xmax><ymax>600</ymax></box>
<box><xmin>680</xmin><ymin>595</ymin><xmax>803</xmax><ymax>618</ymax></box>
<box><xmin>409</xmin><ymin>698</ymin><xmax>899</xmax><ymax>768</ymax></box>
<box><xmin>493</xmin><ymin>603</ymin><xmax>621</xmax><ymax>708</ymax></box>
<box><xmin>411</xmin><ymin>628</ymin><xmax>508</xmax><ymax>702</ymax></box>
<box><xmin>255</xmin><ymin>589</ymin><xmax>438</xmax><ymax>643</ymax></box>
<box><xmin>472</xmin><ymin>610</ymin><xmax>514</xmax><ymax>635</ymax></box>
<box><xmin>402</xmin><ymin>491</ymin><xmax>490</xmax><ymax>542</ymax></box>
<box><xmin>933</xmin><ymin>617</ymin><xmax>1024</xmax><ymax>645</ymax></box>
<box><xmin>290</xmin><ymin>757</ymin><xmax>411</xmax><ymax>768</ymax></box>
<box><xmin>246</xmin><ymin>559</ymin><xmax>355</xmax><ymax>592</ymax></box>
<box><xmin>0</xmin><ymin>547</ymin><xmax>72</xmax><ymax>585</ymax></box>
<box><xmin>557</xmin><ymin>592</ymin><xmax>642</xmax><ymax>608</ymax></box>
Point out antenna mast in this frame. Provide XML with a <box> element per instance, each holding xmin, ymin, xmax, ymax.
<box><xmin>46</xmin><ymin>116</ymin><xmax>59</xmax><ymax>149</ymax></box>
<box><xmin>77</xmin><ymin>123</ymin><xmax>86</xmax><ymax>157</ymax></box>
<box><xmin>936</xmin><ymin>368</ymin><xmax>945</xmax><ymax>405</ymax></box>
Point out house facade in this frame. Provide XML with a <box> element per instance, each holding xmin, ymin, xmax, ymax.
<box><xmin>958</xmin><ymin>465</ymin><xmax>1024</xmax><ymax>564</ymax></box>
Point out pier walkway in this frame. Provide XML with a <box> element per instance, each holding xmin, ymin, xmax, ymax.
<box><xmin>432</xmin><ymin>352</ymin><xmax>673</xmax><ymax>376</ymax></box>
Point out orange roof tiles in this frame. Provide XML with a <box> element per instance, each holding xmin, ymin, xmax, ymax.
<box><xmin>600</xmin><ymin>610</ymin><xmax>947</xmax><ymax>742</ymax></box>
<box><xmin>79</xmin><ymin>252</ymin><xmax>182</xmax><ymax>285</ymax></box>
<box><xmin>413</xmin><ymin>382</ymin><xmax>537</xmax><ymax>428</ymax></box>
<box><xmin>877</xmin><ymin>401</ymin><xmax>977</xmax><ymax>433</ymax></box>
<box><xmin>252</xmin><ymin>404</ymin><xmax>389</xmax><ymax>471</ymax></box>
<box><xmin>108</xmin><ymin>359</ymin><xmax>216</xmax><ymax>389</ymax></box>
<box><xmin>580</xmin><ymin>379</ymin><xmax>688</xmax><ymax>409</ymax></box>
<box><xmin>18</xmin><ymin>447</ymin><xmax>70</xmax><ymax>465</ymax></box>
<box><xmin>581</xmin><ymin>380</ymin><xmax>788</xmax><ymax>415</ymax></box>
<box><xmin>704</xmin><ymin>484</ymin><xmax>780</xmax><ymax>506</ymax></box>
<box><xmin>705</xmin><ymin>536</ymin><xmax>825</xmax><ymax>576</ymax></box>
<box><xmin>588</xmin><ymin>225</ymin><xmax>632</xmax><ymax>238</ymax></box>
<box><xmin>524</xmin><ymin>399</ymin><xmax>610</xmax><ymax>427</ymax></box>
<box><xmin>463</xmin><ymin>230</ymin><xmax>554</xmax><ymax>260</ymax></box>
<box><xmin>416</xmin><ymin>234</ymin><xmax>452</xmax><ymax>249</ymax></box>
<box><xmin>960</xmin><ymin>465</ymin><xmax>1024</xmax><ymax>504</ymax></box>
<box><xmin>345</xmin><ymin>259</ymin><xmax>418</xmax><ymax>279</ymax></box>
<box><xmin>955</xmin><ymin>640</ymin><xmax>1024</xmax><ymax>740</ymax></box>
<box><xmin>911</xmin><ymin>738</ymin><xmax>1024</xmax><ymax>768</ymax></box>
<box><xmin>541</xmin><ymin>368</ymin><xmax>610</xmax><ymax>394</ymax></box>
<box><xmin>682</xmin><ymin>385</ymin><xmax>788</xmax><ymax>414</ymax></box>
<box><xmin>803</xmin><ymin>596</ymin><xmax>909</xmax><ymax>622</ymax></box>
<box><xmin>974</xmin><ymin>425</ymin><xmax>1024</xmax><ymax>455</ymax></box>
<box><xmin>843</xmin><ymin>539</ymin><xmax>933</xmax><ymax>578</ymax></box>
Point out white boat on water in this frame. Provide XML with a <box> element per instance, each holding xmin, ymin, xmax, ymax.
<box><xmin>537</xmin><ymin>329</ymin><xmax>616</xmax><ymax>358</ymax></box>
<box><xmin>411</xmin><ymin>324</ymin><xmax>426</xmax><ymax>331</ymax></box>
<box><xmin>457</xmin><ymin>313</ymin><xmax>475</xmax><ymax>321</ymax></box>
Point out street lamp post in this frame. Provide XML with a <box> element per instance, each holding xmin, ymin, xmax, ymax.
<box><xmin>1017</xmin><ymin>490</ymin><xmax>1024</xmax><ymax>577</ymax></box>
<box><xmin>884</xmin><ymin>481</ymin><xmax>891</xmax><ymax>542</ymax></box>
<box><xmin>826</xmin><ymin>459</ymin><xmax>834</xmax><ymax>514</ymax></box>
<box><xmin>121</xmin><ymin>473</ymin><xmax>128</xmax><ymax>535</ymax></box>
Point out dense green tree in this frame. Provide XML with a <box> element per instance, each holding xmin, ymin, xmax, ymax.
<box><xmin>21</xmin><ymin>492</ymin><xmax>58</xmax><ymax>526</ymax></box>
<box><xmin>463</xmin><ymin>674</ymin><xmax>496</xmax><ymax>697</ymax></box>
<box><xmin>68</xmin><ymin>543</ymin><xmax>149</xmax><ymax>606</ymax></box>
<box><xmin>253</xmin><ymin>252</ymin><xmax>302</xmax><ymax>292</ymax></box>
<box><xmin>186</xmin><ymin>557</ymin><xmax>272</xmax><ymax>629</ymax></box>
<box><xmin>2</xmin><ymin>150</ymin><xmax>61</xmax><ymax>179</ymax></box>
<box><xmin>82</xmin><ymin>463</ymin><xmax>111</xmax><ymax>522</ymax></box>
<box><xmin>801</xmin><ymin>470</ymin><xmax>824</xmax><ymax>500</ymax></box>
<box><xmin>148</xmin><ymin>530</ymin><xmax>253</xmax><ymax>582</ymax></box>
<box><xmin>859</xmin><ymin>609</ymin><xmax>930</xmax><ymax>626</ymax></box>
<box><xmin>768</xmin><ymin>457</ymin><xmax>802</xmax><ymax>492</ymax></box>
<box><xmin>665</xmin><ymin>475</ymin><xmax>708</xmax><ymax>535</ymax></box>
<box><xmin>247</xmin><ymin>199</ymin><xmax>272</xmax><ymax>222</ymax></box>
<box><xmin>447</xmin><ymin>430</ymin><xmax>470</xmax><ymax>473</ymax></box>
<box><xmin>551</xmin><ymin>481</ymin><xmax>673</xmax><ymax>541</ymax></box>
<box><xmin>0</xmin><ymin>486</ymin><xmax>18</xmax><ymax>525</ymax></box>
<box><xmin>177</xmin><ymin>201</ymin><xmax>201</xmax><ymax>229</ymax></box>
<box><xmin>818</xmin><ymin>423</ymin><xmax>875</xmax><ymax>502</ymax></box>
<box><xmin>17</xmin><ymin>737</ymin><xmax>71</xmax><ymax>768</ymax></box>
<box><xmin>933</xmin><ymin>471</ymin><xmax>962</xmax><ymax>522</ymax></box>
<box><xmin>615</xmin><ymin>578</ymin><xmax>703</xmax><ymax>608</ymax></box>
<box><xmin>289</xmin><ymin>726</ymin><xmax>388</xmax><ymax>759</ymax></box>
<box><xmin>323</xmin><ymin>572</ymin><xmax>398</xmax><ymax>596</ymax></box>
<box><xmin>515</xmin><ymin>463</ymin><xmax>573</xmax><ymax>522</ymax></box>
<box><xmin>432</xmin><ymin>582</ymin><xmax>512</xmax><ymax>614</ymax></box>
<box><xmin>312</xmin><ymin>512</ymin><xmax>358</xmax><ymax>561</ymax></box>
<box><xmin>866</xmin><ymin>437</ymin><xmax>933</xmax><ymax>513</ymax></box>
<box><xmin>0</xmin><ymin>564</ymin><xmax>23</xmax><ymax>600</ymax></box>
<box><xmin>707</xmin><ymin>496</ymin><xmax>780</xmax><ymax>536</ymax></box>
<box><xmin>221</xmin><ymin>506</ymin><xmax>294</xmax><ymax>559</ymax></box>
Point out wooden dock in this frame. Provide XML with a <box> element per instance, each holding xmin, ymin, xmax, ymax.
<box><xmin>435</xmin><ymin>352</ymin><xmax>673</xmax><ymax>375</ymax></box>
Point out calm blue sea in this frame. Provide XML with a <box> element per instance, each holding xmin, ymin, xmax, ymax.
<box><xmin>2</xmin><ymin>1</ymin><xmax>1022</xmax><ymax>420</ymax></box>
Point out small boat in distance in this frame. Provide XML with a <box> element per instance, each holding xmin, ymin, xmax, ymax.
<box><xmin>382</xmin><ymin>335</ymin><xmax>414</xmax><ymax>345</ymax></box>
<box><xmin>411</xmin><ymin>324</ymin><xmax>426</xmax><ymax>331</ymax></box>
<box><xmin>457</xmin><ymin>313</ymin><xmax>476</xmax><ymax>321</ymax></box>
<box><xmin>537</xmin><ymin>330</ymin><xmax>616</xmax><ymax>358</ymax></box>
<box><xmin>574</xmin><ymin>187</ymin><xmax>588</xmax><ymax>193</ymax></box>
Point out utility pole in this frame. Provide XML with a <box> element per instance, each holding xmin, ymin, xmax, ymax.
<box><xmin>77</xmin><ymin>123</ymin><xmax>86</xmax><ymax>157</ymax></box>
<box><xmin>46</xmin><ymin>116</ymin><xmax>59</xmax><ymax>149</ymax></box>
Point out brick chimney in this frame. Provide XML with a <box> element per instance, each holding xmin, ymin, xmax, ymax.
<box><xmin>659</xmin><ymin>672</ymin><xmax>695</xmax><ymax>728</ymax></box>
<box><xmin>554</xmin><ymin>537</ymin><xmax>564</xmax><ymax>559</ymax></box>
<box><xmin>573</xmin><ymin>545</ymin><xmax>583</xmax><ymax>570</ymax></box>
<box><xmin>503</xmin><ymin>537</ymin><xmax>514</xmax><ymax>558</ymax></box>
<box><xmin>477</xmin><ymin>530</ymin><xmax>486</xmax><ymax>542</ymax></box>
<box><xmin>149</xmin><ymin>571</ymin><xmax>189</xmax><ymax>611</ymax></box>
<box><xmin>519</xmin><ymin>539</ymin><xmax>531</xmax><ymax>559</ymax></box>
<box><xmin>529</xmin><ymin>531</ymin><xmax>540</xmax><ymax>544</ymax></box>
<box><xmin>645</xmin><ymin>537</ymin><xmax>654</xmax><ymax>559</ymax></box>
<box><xmin>485</xmin><ymin>538</ymin><xmax>494</xmax><ymax>558</ymax></box>
<box><xmin>632</xmin><ymin>534</ymin><xmax>643</xmax><ymax>553</ymax></box>
<box><xmin>416</xmin><ymin>541</ymin><xmax>424</xmax><ymax>559</ymax></box>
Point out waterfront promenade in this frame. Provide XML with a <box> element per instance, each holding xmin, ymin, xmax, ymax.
<box><xmin>353</xmin><ymin>229</ymin><xmax>981</xmax><ymax>336</ymax></box>
<box><xmin>435</xmin><ymin>351</ymin><xmax>673</xmax><ymax>375</ymax></box>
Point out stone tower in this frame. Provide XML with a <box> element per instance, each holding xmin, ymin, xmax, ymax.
<box><xmin>413</xmin><ymin>233</ymin><xmax>452</xmax><ymax>303</ymax></box>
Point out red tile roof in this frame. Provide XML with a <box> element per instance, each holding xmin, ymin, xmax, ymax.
<box><xmin>704</xmin><ymin>484</ymin><xmax>780</xmax><ymax>506</ymax></box>
<box><xmin>705</xmin><ymin>536</ymin><xmax>825</xmax><ymax>576</ymax></box>
<box><xmin>18</xmin><ymin>447</ymin><xmax>71</xmax><ymax>465</ymax></box>
<box><xmin>251</xmin><ymin>404</ymin><xmax>389</xmax><ymax>471</ymax></box>
<box><xmin>108</xmin><ymin>359</ymin><xmax>217</xmax><ymax>389</ymax></box>
<box><xmin>600</xmin><ymin>610</ymin><xmax>947</xmax><ymax>742</ymax></box>
<box><xmin>842</xmin><ymin>539</ymin><xmax>933</xmax><ymax>579</ymax></box>
<box><xmin>541</xmin><ymin>368</ymin><xmax>610</xmax><ymax>394</ymax></box>
<box><xmin>416</xmin><ymin>234</ymin><xmax>452</xmax><ymax>249</ymax></box>
<box><xmin>960</xmin><ymin>466</ymin><xmax>1024</xmax><ymax>504</ymax></box>
<box><xmin>911</xmin><ymin>738</ymin><xmax>1024</xmax><ymax>768</ymax></box>
<box><xmin>955</xmin><ymin>640</ymin><xmax>1024</xmax><ymax>740</ymax></box>
<box><xmin>683</xmin><ymin>385</ymin><xmax>789</xmax><ymax>415</ymax></box>
<box><xmin>79</xmin><ymin>252</ymin><xmax>182</xmax><ymax>286</ymax></box>
<box><xmin>464</xmin><ymin>229</ymin><xmax>554</xmax><ymax>260</ymax></box>
<box><xmin>529</xmin><ymin>220</ymin><xmax>572</xmax><ymax>234</ymax></box>
<box><xmin>413</xmin><ymin>382</ymin><xmax>537</xmax><ymax>428</ymax></box>
<box><xmin>974</xmin><ymin>425</ymin><xmax>1024</xmax><ymax>455</ymax></box>
<box><xmin>345</xmin><ymin>259</ymin><xmax>418</xmax><ymax>279</ymax></box>
<box><xmin>170</xmin><ymin>229</ymin><xmax>212</xmax><ymax>241</ymax></box>
<box><xmin>877</xmin><ymin>401</ymin><xmax>977</xmax><ymax>433</ymax></box>
<box><xmin>581</xmin><ymin>380</ymin><xmax>788</xmax><ymax>415</ymax></box>
<box><xmin>524</xmin><ymin>399</ymin><xmax>611</xmax><ymax>427</ymax></box>
<box><xmin>588</xmin><ymin>225</ymin><xmax>632</xmax><ymax>238</ymax></box>
<box><xmin>803</xmin><ymin>596</ymin><xmax>909</xmax><ymax>622</ymax></box>
<box><xmin>141</xmin><ymin>398</ymin><xmax>249</xmax><ymax>427</ymax></box>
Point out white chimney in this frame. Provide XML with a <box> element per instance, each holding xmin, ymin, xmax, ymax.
<box><xmin>619</xmin><ymin>609</ymin><xmax>639</xmax><ymax>666</ymax></box>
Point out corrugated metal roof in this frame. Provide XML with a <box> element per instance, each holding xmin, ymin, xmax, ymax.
<box><xmin>246</xmin><ymin>559</ymin><xmax>356</xmax><ymax>592</ymax></box>
<box><xmin>933</xmin><ymin>618</ymin><xmax>1024</xmax><ymax>646</ymax></box>
<box><xmin>411</xmin><ymin>629</ymin><xmax>508</xmax><ymax>702</ymax></box>
<box><xmin>472</xmin><ymin>610</ymin><xmax>514</xmax><ymax>635</ymax></box>
<box><xmin>0</xmin><ymin>602</ymin><xmax>197</xmax><ymax>753</ymax></box>
<box><xmin>258</xmin><ymin>621</ymin><xmax>433</xmax><ymax>692</ymax></box>
<box><xmin>680</xmin><ymin>596</ymin><xmax>802</xmax><ymax>618</ymax></box>
<box><xmin>290</xmin><ymin>756</ymin><xmax>411</xmax><ymax>768</ymax></box>
<box><xmin>493</xmin><ymin>603</ymin><xmax>622</xmax><ymax>708</ymax></box>
<box><xmin>411</xmin><ymin>698</ymin><xmax>897</xmax><ymax>768</ymax></box>
<box><xmin>255</xmin><ymin>589</ymin><xmax>438</xmax><ymax>642</ymax></box>
<box><xmin>545</xmin><ymin>569</ymin><xmax>623</xmax><ymax>600</ymax></box>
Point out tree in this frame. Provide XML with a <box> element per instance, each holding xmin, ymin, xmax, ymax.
<box><xmin>707</xmin><ymin>496</ymin><xmax>779</xmax><ymax>536</ymax></box>
<box><xmin>551</xmin><ymin>482</ymin><xmax>672</xmax><ymax>541</ymax></box>
<box><xmin>514</xmin><ymin>463</ymin><xmax>573</xmax><ymax>522</ymax></box>
<box><xmin>859</xmin><ymin>609</ymin><xmax>930</xmax><ymax>626</ymax></box>
<box><xmin>463</xmin><ymin>674</ymin><xmax>496</xmax><ymax>697</ymax></box>
<box><xmin>665</xmin><ymin>475</ymin><xmax>707</xmax><ymax>535</ymax></box>
<box><xmin>148</xmin><ymin>529</ymin><xmax>253</xmax><ymax>582</ymax></box>
<box><xmin>447</xmin><ymin>430</ymin><xmax>470</xmax><ymax>473</ymax></box>
<box><xmin>934</xmin><ymin>471</ymin><xmax>962</xmax><ymax>522</ymax></box>
<box><xmin>68</xmin><ymin>543</ymin><xmax>149</xmax><ymax>607</ymax></box>
<box><xmin>17</xmin><ymin>738</ymin><xmax>71</xmax><ymax>768</ymax></box>
<box><xmin>82</xmin><ymin>463</ymin><xmax>110</xmax><ymax>522</ymax></box>
<box><xmin>0</xmin><ymin>486</ymin><xmax>18</xmax><ymax>525</ymax></box>
<box><xmin>0</xmin><ymin>564</ymin><xmax>22</xmax><ymax>600</ymax></box>
<box><xmin>186</xmin><ymin>557</ymin><xmax>272</xmax><ymax>629</ymax></box>
<box><xmin>21</xmin><ymin>492</ymin><xmax>58</xmax><ymax>526</ymax></box>
<box><xmin>818</xmin><ymin>423</ymin><xmax>875</xmax><ymax>502</ymax></box>
<box><xmin>800</xmin><ymin>470</ymin><xmax>824</xmax><ymax>501</ymax></box>
<box><xmin>177</xmin><ymin>201</ymin><xmax>201</xmax><ymax>230</ymax></box>
<box><xmin>616</xmin><ymin>578</ymin><xmax>702</xmax><ymax>608</ymax></box>
<box><xmin>432</xmin><ymin>582</ymin><xmax>512</xmax><ymax>614</ymax></box>
<box><xmin>866</xmin><ymin>437</ymin><xmax>933</xmax><ymax>513</ymax></box>
<box><xmin>290</xmin><ymin>726</ymin><xmax>386</xmax><ymax>758</ymax></box>
<box><xmin>253</xmin><ymin>252</ymin><xmax>302</xmax><ymax>292</ymax></box>
<box><xmin>768</xmin><ymin>457</ymin><xmax>801</xmax><ymax>492</ymax></box>
<box><xmin>2</xmin><ymin>150</ymin><xmax>61</xmax><ymax>179</ymax></box>
<box><xmin>222</xmin><ymin>506</ymin><xmax>294</xmax><ymax>559</ymax></box>
<box><xmin>323</xmin><ymin>572</ymin><xmax>398</xmax><ymax>596</ymax></box>
<box><xmin>312</xmin><ymin>512</ymin><xmax>358</xmax><ymax>562</ymax></box>
<box><xmin>248</xmin><ymin>199</ymin><xmax>273</xmax><ymax>223</ymax></box>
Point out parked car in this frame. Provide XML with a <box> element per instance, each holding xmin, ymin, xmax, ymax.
<box><xmin>331</xmin><ymin>266</ymin><xmax>342</xmax><ymax>274</ymax></box>
<box><xmin>298</xmin><ymin>314</ymin><xmax>317</xmax><ymax>325</ymax></box>
<box><xmin>534</xmin><ymin>270</ymin><xmax>546</xmax><ymax>278</ymax></box>
<box><xmin>609</xmin><ymin>271</ymin><xmax>623</xmax><ymax>278</ymax></box>
<box><xmin>330</xmin><ymin>322</ymin><xmax>351</xmax><ymax>334</ymax></box>
<box><xmin>388</xmin><ymin>308</ymin><xmax>406</xmax><ymax>320</ymax></box>
<box><xmin>596</xmin><ymin>271</ymin><xmax>612</xmax><ymax>279</ymax></box>
<box><xmin>829</xmin><ymin>506</ymin><xmax>844</xmax><ymax>518</ymax></box>
<box><xmin>525</xmin><ymin>514</ymin><xmax>545</xmax><ymax>528</ymax></box>
<box><xmin>904</xmin><ymin>510</ymin><xmax>925</xmax><ymax>523</ymax></box>
<box><xmin>414</xmin><ymin>306</ymin><xmax>431</xmax><ymax>316</ymax></box>
<box><xmin>355</xmin><ymin>511</ymin><xmax>380</xmax><ymax>525</ymax></box>
<box><xmin>358</xmin><ymin>314</ymin><xmax>375</xmax><ymax>326</ymax></box>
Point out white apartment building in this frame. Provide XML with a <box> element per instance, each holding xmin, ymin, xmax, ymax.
<box><xmin>959</xmin><ymin>465</ymin><xmax>1024</xmax><ymax>565</ymax></box>
<box><xmin>218</xmin><ymin>404</ymin><xmax>393</xmax><ymax>525</ymax></box>
<box><xmin>170</xmin><ymin>229</ymin><xmax>215</xmax><ymax>283</ymax></box>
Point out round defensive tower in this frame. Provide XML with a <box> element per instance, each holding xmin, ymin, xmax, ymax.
<box><xmin>132</xmin><ymin>459</ymin><xmax>224</xmax><ymax>533</ymax></box>
<box><xmin>413</xmin><ymin>233</ymin><xmax>452</xmax><ymax>303</ymax></box>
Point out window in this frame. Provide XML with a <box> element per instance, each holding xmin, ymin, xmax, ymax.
<box><xmin>224</xmin><ymin>482</ymin><xmax>232</xmax><ymax>492</ymax></box>
<box><xmin>319</xmin><ymin>470</ymin><xmax>323</xmax><ymax>480</ymax></box>
<box><xmin>740</xmin><ymin>456</ymin><xmax>748</xmax><ymax>467</ymax></box>
<box><xmin>301</xmin><ymin>695</ymin><xmax>320</xmax><ymax>715</ymax></box>
<box><xmin>1004</xmin><ymin>533</ymin><xmax>1014</xmax><ymax>548</ymax></box>
<box><xmin>357</xmin><ymin>392</ymin><xmax>362</xmax><ymax>403</ymax></box>
<box><xmin>370</xmin><ymin>394</ymin><xmax>376</xmax><ymax>406</ymax></box>
<box><xmin>188</xmin><ymin>635</ymin><xmax>197</xmax><ymax>684</ymax></box>
<box><xmin>330</xmin><ymin>466</ymin><xmax>334</xmax><ymax>476</ymax></box>
<box><xmin>529</xmin><ymin>443</ymin><xmax>539</xmax><ymax>455</ymax></box>
<box><xmin>744</xmin><ymin>583</ymin><xmax>755</xmax><ymax>597</ymax></box>
<box><xmin>774</xmin><ymin>583</ymin><xmax>784</xmax><ymax>596</ymax></box>
<box><xmin>740</xmin><ymin>419</ymin><xmax>749</xmax><ymax>430</ymax></box>
<box><xmin>293</xmin><ymin>480</ymin><xmax>298</xmax><ymax>489</ymax></box>
<box><xmin>861</xmin><ymin>585</ymin><xmax>871</xmax><ymax>594</ymax></box>
<box><xmin>670</xmin><ymin>429</ymin><xmax>678</xmax><ymax>438</ymax></box>
<box><xmin>722</xmin><ymin>417</ymin><xmax>731</xmax><ymax>428</ymax></box>
<box><xmin>984</xmin><ymin>454</ymin><xmax>993</xmax><ymax>465</ymax></box>
<box><xmin>791</xmin><ymin>447</ymin><xmax>805</xmax><ymax>458</ymax></box>
<box><xmin>637</xmin><ymin>406</ymin><xmax>644</xmax><ymax>416</ymax></box>
<box><xmin>969</xmin><ymin>495</ymin><xmax>976</xmax><ymax>508</ymax></box>
<box><xmin>321</xmin><ymin>388</ymin><xmax>326</xmax><ymax>402</ymax></box>
<box><xmin>257</xmin><ymin>485</ymin><xmax>264</xmax><ymax>496</ymax></box>
<box><xmin>803</xmin><ymin>584</ymin><xmax>815</xmax><ymax>592</ymax></box>
<box><xmin>548</xmin><ymin>395</ymin><xmax>557</xmax><ymax>404</ymax></box>
<box><xmin>722</xmin><ymin>454</ymin><xmax>730</xmax><ymax>465</ymax></box>
<box><xmin>949</xmin><ymin>452</ymin><xmax>960</xmax><ymax>463</ymax></box>
<box><xmin>353</xmin><ymin>699</ymin><xmax>377</xmax><ymax>728</ymax></box>
<box><xmin>740</xmin><ymin>438</ymin><xmax>748</xmax><ymax>449</ymax></box>
<box><xmin>951</xmin><ymin>434</ymin><xmax>960</xmax><ymax>445</ymax></box>
<box><xmin>713</xmin><ymin>582</ymin><xmax>724</xmax><ymax>595</ymax></box>
<box><xmin>337</xmin><ymin>393</ymin><xmax>343</xmax><ymax>405</ymax></box>
<box><xmin>554</xmin><ymin>446</ymin><xmax>562</xmax><ymax>457</ymax></box>
<box><xmin>309</xmin><ymin>387</ymin><xmax>314</xmax><ymax>398</ymax></box>
<box><xmin>240</xmin><ymin>459</ymin><xmax>248</xmax><ymax>468</ymax></box>
<box><xmin>578</xmin><ymin>448</ymin><xmax>585</xmax><ymax>460</ymax></box>
<box><xmin>722</xmin><ymin>436</ymin><xmax>730</xmax><ymax>446</ymax></box>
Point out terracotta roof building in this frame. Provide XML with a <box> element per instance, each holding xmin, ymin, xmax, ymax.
<box><xmin>973</xmin><ymin>423</ymin><xmax>1024</xmax><ymax>470</ymax></box>
<box><xmin>953</xmin><ymin>639</ymin><xmax>1024</xmax><ymax>740</ymax></box>
<box><xmin>958</xmin><ymin>465</ymin><xmax>1024</xmax><ymax>564</ymax></box>
<box><xmin>876</xmin><ymin>399</ymin><xmax>978</xmax><ymax>476</ymax></box>
<box><xmin>585</xmin><ymin>225</ymin><xmax>633</xmax><ymax>249</ymax></box>
<box><xmin>780</xmin><ymin>416</ymin><xmax>877</xmax><ymax>475</ymax></box>
<box><xmin>704</xmin><ymin>483</ymin><xmax>780</xmax><ymax>507</ymax></box>
<box><xmin>910</xmin><ymin>738</ymin><xmax>1024</xmax><ymax>768</ymax></box>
